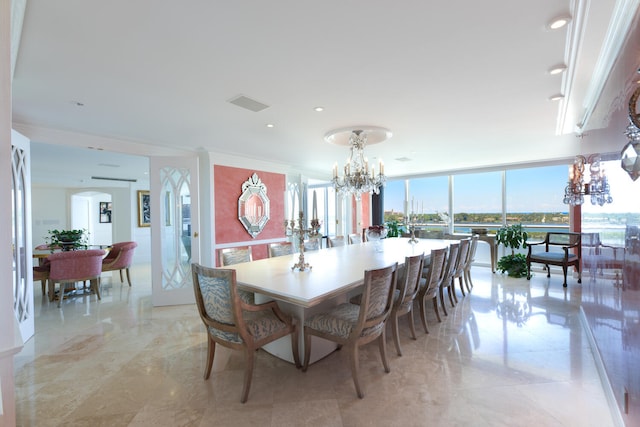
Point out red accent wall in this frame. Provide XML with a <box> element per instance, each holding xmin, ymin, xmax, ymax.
<box><xmin>214</xmin><ymin>165</ymin><xmax>285</xmax><ymax>263</ymax></box>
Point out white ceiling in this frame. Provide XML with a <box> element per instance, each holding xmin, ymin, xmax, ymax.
<box><xmin>10</xmin><ymin>1</ymin><xmax>640</xmax><ymax>187</ymax></box>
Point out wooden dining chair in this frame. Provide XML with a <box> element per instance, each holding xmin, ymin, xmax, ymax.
<box><xmin>303</xmin><ymin>238</ymin><xmax>321</xmax><ymax>251</ymax></box>
<box><xmin>327</xmin><ymin>236</ymin><xmax>346</xmax><ymax>248</ymax></box>
<box><xmin>348</xmin><ymin>233</ymin><xmax>362</xmax><ymax>244</ymax></box>
<box><xmin>302</xmin><ymin>262</ymin><xmax>398</xmax><ymax>398</ymax></box>
<box><xmin>463</xmin><ymin>235</ymin><xmax>479</xmax><ymax>292</ymax></box>
<box><xmin>439</xmin><ymin>243</ymin><xmax>460</xmax><ymax>316</ymax></box>
<box><xmin>417</xmin><ymin>247</ymin><xmax>448</xmax><ymax>333</ymax></box>
<box><xmin>218</xmin><ymin>246</ymin><xmax>254</xmax><ymax>303</ymax></box>
<box><xmin>389</xmin><ymin>253</ymin><xmax>424</xmax><ymax>356</ymax></box>
<box><xmin>452</xmin><ymin>238</ymin><xmax>471</xmax><ymax>299</ymax></box>
<box><xmin>267</xmin><ymin>241</ymin><xmax>293</xmax><ymax>258</ymax></box>
<box><xmin>219</xmin><ymin>246</ymin><xmax>253</xmax><ymax>266</ymax></box>
<box><xmin>191</xmin><ymin>263</ymin><xmax>300</xmax><ymax>403</ymax></box>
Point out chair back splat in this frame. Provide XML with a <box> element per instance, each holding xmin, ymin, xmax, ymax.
<box><xmin>302</xmin><ymin>262</ymin><xmax>398</xmax><ymax>398</ymax></box>
<box><xmin>191</xmin><ymin>263</ymin><xmax>300</xmax><ymax>403</ymax></box>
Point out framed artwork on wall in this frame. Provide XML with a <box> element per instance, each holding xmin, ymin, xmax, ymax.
<box><xmin>99</xmin><ymin>201</ymin><xmax>112</xmax><ymax>223</ymax></box>
<box><xmin>138</xmin><ymin>190</ymin><xmax>151</xmax><ymax>227</ymax></box>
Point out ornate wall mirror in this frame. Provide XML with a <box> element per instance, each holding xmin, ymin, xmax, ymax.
<box><xmin>238</xmin><ymin>173</ymin><xmax>270</xmax><ymax>238</ymax></box>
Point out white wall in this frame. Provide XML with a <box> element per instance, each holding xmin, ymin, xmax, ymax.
<box><xmin>31</xmin><ymin>185</ymin><xmax>150</xmax><ymax>264</ymax></box>
<box><xmin>31</xmin><ymin>187</ymin><xmax>68</xmax><ymax>245</ymax></box>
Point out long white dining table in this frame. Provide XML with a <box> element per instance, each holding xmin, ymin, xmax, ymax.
<box><xmin>231</xmin><ymin>237</ymin><xmax>453</xmax><ymax>364</ymax></box>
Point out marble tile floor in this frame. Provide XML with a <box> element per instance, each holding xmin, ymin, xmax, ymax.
<box><xmin>14</xmin><ymin>264</ymin><xmax>617</xmax><ymax>426</ymax></box>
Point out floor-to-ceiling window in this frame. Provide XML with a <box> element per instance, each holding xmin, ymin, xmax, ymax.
<box><xmin>506</xmin><ymin>165</ymin><xmax>569</xmax><ymax>240</ymax></box>
<box><xmin>452</xmin><ymin>171</ymin><xmax>502</xmax><ymax>233</ymax></box>
<box><xmin>307</xmin><ymin>184</ymin><xmax>337</xmax><ymax>238</ymax></box>
<box><xmin>581</xmin><ymin>159</ymin><xmax>640</xmax><ymax>246</ymax></box>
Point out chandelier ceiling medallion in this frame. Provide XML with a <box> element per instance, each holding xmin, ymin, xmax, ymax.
<box><xmin>563</xmin><ymin>154</ymin><xmax>612</xmax><ymax>206</ymax></box>
<box><xmin>325</xmin><ymin>126</ymin><xmax>391</xmax><ymax>200</ymax></box>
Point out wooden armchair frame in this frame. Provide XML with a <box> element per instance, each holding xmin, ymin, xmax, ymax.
<box><xmin>526</xmin><ymin>232</ymin><xmax>582</xmax><ymax>287</ymax></box>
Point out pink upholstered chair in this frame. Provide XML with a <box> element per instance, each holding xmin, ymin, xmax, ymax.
<box><xmin>101</xmin><ymin>241</ymin><xmax>138</xmax><ymax>286</ymax></box>
<box><xmin>47</xmin><ymin>249</ymin><xmax>106</xmax><ymax>307</ymax></box>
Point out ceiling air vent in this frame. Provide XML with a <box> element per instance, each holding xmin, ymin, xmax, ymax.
<box><xmin>91</xmin><ymin>176</ymin><xmax>137</xmax><ymax>183</ymax></box>
<box><xmin>228</xmin><ymin>95</ymin><xmax>270</xmax><ymax>112</ymax></box>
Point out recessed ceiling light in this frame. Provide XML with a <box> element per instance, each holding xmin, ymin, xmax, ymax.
<box><xmin>548</xmin><ymin>64</ymin><xmax>567</xmax><ymax>75</ymax></box>
<box><xmin>547</xmin><ymin>14</ymin><xmax>571</xmax><ymax>30</ymax></box>
<box><xmin>266</xmin><ymin>123</ymin><xmax>274</xmax><ymax>128</ymax></box>
<box><xmin>549</xmin><ymin>94</ymin><xmax>565</xmax><ymax>101</ymax></box>
<box><xmin>314</xmin><ymin>106</ymin><xmax>324</xmax><ymax>112</ymax></box>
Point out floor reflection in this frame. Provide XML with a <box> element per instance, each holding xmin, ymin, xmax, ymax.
<box><xmin>14</xmin><ymin>264</ymin><xmax>617</xmax><ymax>426</ymax></box>
<box><xmin>581</xmin><ymin>225</ymin><xmax>640</xmax><ymax>426</ymax></box>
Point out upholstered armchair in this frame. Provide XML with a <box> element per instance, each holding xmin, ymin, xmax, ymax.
<box><xmin>267</xmin><ymin>241</ymin><xmax>293</xmax><ymax>258</ymax></box>
<box><xmin>348</xmin><ymin>233</ymin><xmax>362</xmax><ymax>244</ymax></box>
<box><xmin>302</xmin><ymin>263</ymin><xmax>398</xmax><ymax>398</ymax></box>
<box><xmin>191</xmin><ymin>263</ymin><xmax>300</xmax><ymax>403</ymax></box>
<box><xmin>101</xmin><ymin>241</ymin><xmax>138</xmax><ymax>286</ymax></box>
<box><xmin>219</xmin><ymin>246</ymin><xmax>252</xmax><ymax>266</ymax></box>
<box><xmin>48</xmin><ymin>249</ymin><xmax>106</xmax><ymax>307</ymax></box>
<box><xmin>303</xmin><ymin>238</ymin><xmax>321</xmax><ymax>251</ymax></box>
<box><xmin>218</xmin><ymin>246</ymin><xmax>254</xmax><ymax>304</ymax></box>
<box><xmin>526</xmin><ymin>232</ymin><xmax>582</xmax><ymax>287</ymax></box>
<box><xmin>327</xmin><ymin>236</ymin><xmax>346</xmax><ymax>248</ymax></box>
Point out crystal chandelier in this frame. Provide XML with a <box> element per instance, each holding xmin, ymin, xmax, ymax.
<box><xmin>563</xmin><ymin>154</ymin><xmax>612</xmax><ymax>206</ymax></box>
<box><xmin>621</xmin><ymin>105</ymin><xmax>640</xmax><ymax>181</ymax></box>
<box><xmin>326</xmin><ymin>127</ymin><xmax>390</xmax><ymax>200</ymax></box>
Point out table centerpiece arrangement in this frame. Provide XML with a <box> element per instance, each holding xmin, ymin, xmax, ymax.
<box><xmin>366</xmin><ymin>225</ymin><xmax>388</xmax><ymax>252</ymax></box>
<box><xmin>45</xmin><ymin>229</ymin><xmax>89</xmax><ymax>251</ymax></box>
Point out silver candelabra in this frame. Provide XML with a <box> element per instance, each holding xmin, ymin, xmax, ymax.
<box><xmin>406</xmin><ymin>212</ymin><xmax>419</xmax><ymax>244</ymax></box>
<box><xmin>284</xmin><ymin>211</ymin><xmax>321</xmax><ymax>271</ymax></box>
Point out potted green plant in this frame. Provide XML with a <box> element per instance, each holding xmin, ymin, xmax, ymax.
<box><xmin>496</xmin><ymin>223</ymin><xmax>528</xmax><ymax>278</ymax></box>
<box><xmin>385</xmin><ymin>220</ymin><xmax>405</xmax><ymax>237</ymax></box>
<box><xmin>46</xmin><ymin>229</ymin><xmax>89</xmax><ymax>251</ymax></box>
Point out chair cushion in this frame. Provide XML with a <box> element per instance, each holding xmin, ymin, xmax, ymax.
<box><xmin>208</xmin><ymin>309</ymin><xmax>289</xmax><ymax>344</ymax></box>
<box><xmin>305</xmin><ymin>303</ymin><xmax>360</xmax><ymax>339</ymax></box>
<box><xmin>530</xmin><ymin>253</ymin><xmax>578</xmax><ymax>263</ymax></box>
<box><xmin>199</xmin><ymin>274</ymin><xmax>235</xmax><ymax>324</ymax></box>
